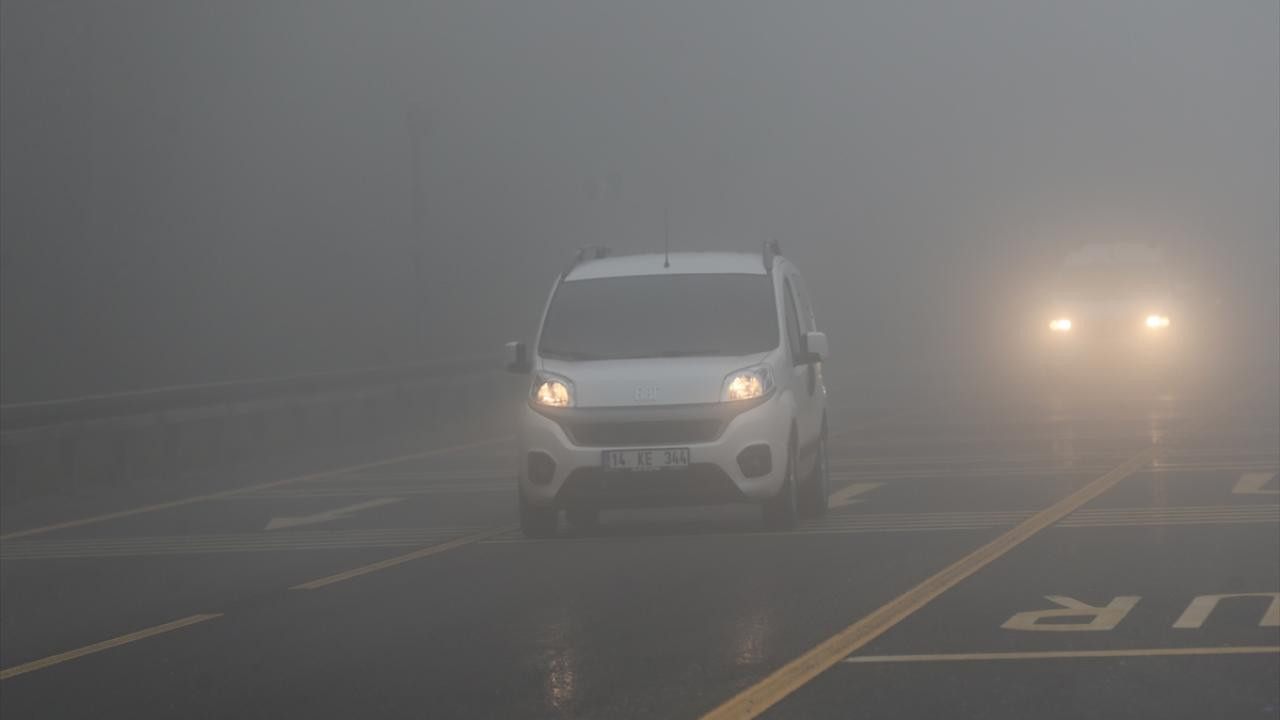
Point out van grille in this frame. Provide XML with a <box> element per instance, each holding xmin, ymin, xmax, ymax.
<box><xmin>566</xmin><ymin>419</ymin><xmax>724</xmax><ymax>447</ymax></box>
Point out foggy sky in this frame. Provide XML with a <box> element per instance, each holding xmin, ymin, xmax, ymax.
<box><xmin>2</xmin><ymin>0</ymin><xmax>1277</xmax><ymax>402</ymax></box>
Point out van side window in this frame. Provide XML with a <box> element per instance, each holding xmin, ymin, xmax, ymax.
<box><xmin>793</xmin><ymin>278</ymin><xmax>814</xmax><ymax>330</ymax></box>
<box><xmin>792</xmin><ymin>276</ymin><xmax>816</xmax><ymax>332</ymax></box>
<box><xmin>782</xmin><ymin>278</ymin><xmax>804</xmax><ymax>359</ymax></box>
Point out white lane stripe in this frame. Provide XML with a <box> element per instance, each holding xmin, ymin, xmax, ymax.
<box><xmin>1</xmin><ymin>539</ymin><xmax>473</xmax><ymax>559</ymax></box>
<box><xmin>3</xmin><ymin>540</ymin><xmax>481</xmax><ymax>559</ymax></box>
<box><xmin>1061</xmin><ymin>517</ymin><xmax>1280</xmax><ymax>528</ymax></box>
<box><xmin>1</xmin><ymin>531</ymin><xmax>469</xmax><ymax>550</ymax></box>
<box><xmin>0</xmin><ymin>528</ymin><xmax>486</xmax><ymax>551</ymax></box>
<box><xmin>16</xmin><ymin>504</ymin><xmax>1255</xmax><ymax>549</ymax></box>
<box><xmin>484</xmin><ymin>505</ymin><xmax>1279</xmax><ymax>544</ymax></box>
<box><xmin>1</xmin><ymin>528</ymin><xmax>490</xmax><ymax>559</ymax></box>
<box><xmin>1060</xmin><ymin>514</ymin><xmax>1280</xmax><ymax>525</ymax></box>
<box><xmin>1074</xmin><ymin>503</ymin><xmax>1280</xmax><ymax>512</ymax></box>
<box><xmin>827</xmin><ymin>468</ymin><xmax>1110</xmax><ymax>479</ymax></box>
<box><xmin>824</xmin><ymin>464</ymin><xmax>1279</xmax><ymax>481</ymax></box>
<box><xmin>322</xmin><ymin>472</ymin><xmax>512</xmax><ymax>483</ymax></box>
<box><xmin>1070</xmin><ymin>504</ymin><xmax>1280</xmax><ymax>515</ymax></box>
<box><xmin>482</xmin><ymin>526</ymin><xmax>1005</xmax><ymax>545</ymax></box>
<box><xmin>0</xmin><ymin>435</ymin><xmax>513</xmax><ymax>541</ymax></box>
<box><xmin>9</xmin><ymin>505</ymin><xmax>1274</xmax><ymax>558</ymax></box>
<box><xmin>1071</xmin><ymin>509</ymin><xmax>1280</xmax><ymax>518</ymax></box>
<box><xmin>232</xmin><ymin>485</ymin><xmax>511</xmax><ymax>498</ymax></box>
<box><xmin>1069</xmin><ymin>509</ymin><xmax>1280</xmax><ymax>519</ymax></box>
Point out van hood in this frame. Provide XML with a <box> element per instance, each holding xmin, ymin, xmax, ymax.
<box><xmin>537</xmin><ymin>353</ymin><xmax>771</xmax><ymax>408</ymax></box>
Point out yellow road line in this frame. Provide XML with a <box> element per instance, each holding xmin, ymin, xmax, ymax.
<box><xmin>843</xmin><ymin>646</ymin><xmax>1280</xmax><ymax>664</ymax></box>
<box><xmin>0</xmin><ymin>613</ymin><xmax>222</xmax><ymax>680</ymax></box>
<box><xmin>290</xmin><ymin>525</ymin><xmax>517</xmax><ymax>590</ymax></box>
<box><xmin>699</xmin><ymin>446</ymin><xmax>1157</xmax><ymax>720</ymax></box>
<box><xmin>0</xmin><ymin>436</ymin><xmax>510</xmax><ymax>541</ymax></box>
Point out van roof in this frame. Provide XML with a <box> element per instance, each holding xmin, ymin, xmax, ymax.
<box><xmin>564</xmin><ymin>252</ymin><xmax>772</xmax><ymax>281</ymax></box>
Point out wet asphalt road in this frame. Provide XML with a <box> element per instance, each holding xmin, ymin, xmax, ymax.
<box><xmin>1</xmin><ymin>377</ymin><xmax>1277</xmax><ymax>719</ymax></box>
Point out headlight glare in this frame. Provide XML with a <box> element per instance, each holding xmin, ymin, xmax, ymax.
<box><xmin>533</xmin><ymin>375</ymin><xmax>573</xmax><ymax>407</ymax></box>
<box><xmin>723</xmin><ymin>366</ymin><xmax>773</xmax><ymax>402</ymax></box>
<box><xmin>1145</xmin><ymin>314</ymin><xmax>1170</xmax><ymax>329</ymax></box>
<box><xmin>1049</xmin><ymin>317</ymin><xmax>1073</xmax><ymax>332</ymax></box>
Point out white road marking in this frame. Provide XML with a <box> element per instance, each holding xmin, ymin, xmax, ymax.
<box><xmin>232</xmin><ymin>482</ymin><xmax>510</xmax><ymax>499</ymax></box>
<box><xmin>0</xmin><ymin>527</ymin><xmax>488</xmax><ymax>559</ymax></box>
<box><xmin>0</xmin><ymin>435</ymin><xmax>511</xmax><ymax>541</ymax></box>
<box><xmin>1173</xmin><ymin>593</ymin><xmax>1280</xmax><ymax>629</ymax></box>
<box><xmin>828</xmin><ymin>482</ymin><xmax>883</xmax><ymax>509</ymax></box>
<box><xmin>1233</xmin><ymin>471</ymin><xmax>1279</xmax><ymax>495</ymax></box>
<box><xmin>264</xmin><ymin>497</ymin><xmax>406</xmax><ymax>530</ymax></box>
<box><xmin>841</xmin><ymin>646</ymin><xmax>1280</xmax><ymax>664</ymax></box>
<box><xmin>1002</xmin><ymin>595</ymin><xmax>1141</xmax><ymax>632</ymax></box>
<box><xmin>484</xmin><ymin>504</ymin><xmax>1279</xmax><ymax>544</ymax></box>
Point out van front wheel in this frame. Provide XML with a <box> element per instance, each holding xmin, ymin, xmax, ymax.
<box><xmin>762</xmin><ymin>438</ymin><xmax>799</xmax><ymax>530</ymax></box>
<box><xmin>800</xmin><ymin>431</ymin><xmax>829</xmax><ymax>517</ymax></box>
<box><xmin>519</xmin><ymin>488</ymin><xmax>558</xmax><ymax>538</ymax></box>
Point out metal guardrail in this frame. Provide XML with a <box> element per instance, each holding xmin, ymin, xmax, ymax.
<box><xmin>1</xmin><ymin>355</ymin><xmax>514</xmax><ymax>503</ymax></box>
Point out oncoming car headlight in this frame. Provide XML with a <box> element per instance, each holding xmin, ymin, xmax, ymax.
<box><xmin>722</xmin><ymin>366</ymin><xmax>774</xmax><ymax>402</ymax></box>
<box><xmin>532</xmin><ymin>374</ymin><xmax>574</xmax><ymax>407</ymax></box>
<box><xmin>1145</xmin><ymin>314</ymin><xmax>1171</xmax><ymax>329</ymax></box>
<box><xmin>1049</xmin><ymin>317</ymin><xmax>1073</xmax><ymax>332</ymax></box>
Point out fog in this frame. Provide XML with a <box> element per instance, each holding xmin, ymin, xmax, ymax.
<box><xmin>3</xmin><ymin>0</ymin><xmax>1277</xmax><ymax>402</ymax></box>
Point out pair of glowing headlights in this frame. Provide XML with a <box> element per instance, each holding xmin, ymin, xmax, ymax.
<box><xmin>532</xmin><ymin>366</ymin><xmax>773</xmax><ymax>408</ymax></box>
<box><xmin>1048</xmin><ymin>315</ymin><xmax>1171</xmax><ymax>332</ymax></box>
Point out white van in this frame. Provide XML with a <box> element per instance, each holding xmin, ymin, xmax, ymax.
<box><xmin>505</xmin><ymin>244</ymin><xmax>830</xmax><ymax>537</ymax></box>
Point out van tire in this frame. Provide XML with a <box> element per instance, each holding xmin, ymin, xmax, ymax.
<box><xmin>763</xmin><ymin>437</ymin><xmax>799</xmax><ymax>530</ymax></box>
<box><xmin>519</xmin><ymin>488</ymin><xmax>558</xmax><ymax>538</ymax></box>
<box><xmin>565</xmin><ymin>506</ymin><xmax>600</xmax><ymax>532</ymax></box>
<box><xmin>800</xmin><ymin>430</ymin><xmax>829</xmax><ymax>517</ymax></box>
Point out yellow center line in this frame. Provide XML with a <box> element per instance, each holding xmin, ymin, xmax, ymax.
<box><xmin>699</xmin><ymin>446</ymin><xmax>1157</xmax><ymax>720</ymax></box>
<box><xmin>0</xmin><ymin>613</ymin><xmax>222</xmax><ymax>681</ymax></box>
<box><xmin>0</xmin><ymin>435</ymin><xmax>511</xmax><ymax>541</ymax></box>
<box><xmin>290</xmin><ymin>525</ymin><xmax>518</xmax><ymax>590</ymax></box>
<box><xmin>843</xmin><ymin>646</ymin><xmax>1280</xmax><ymax>663</ymax></box>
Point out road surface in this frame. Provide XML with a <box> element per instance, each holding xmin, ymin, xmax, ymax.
<box><xmin>2</xmin><ymin>378</ymin><xmax>1277</xmax><ymax>718</ymax></box>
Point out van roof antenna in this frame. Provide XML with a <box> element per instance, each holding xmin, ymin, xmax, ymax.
<box><xmin>663</xmin><ymin>203</ymin><xmax>671</xmax><ymax>268</ymax></box>
<box><xmin>763</xmin><ymin>239</ymin><xmax>781</xmax><ymax>272</ymax></box>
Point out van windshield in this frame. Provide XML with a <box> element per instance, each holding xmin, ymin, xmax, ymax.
<box><xmin>538</xmin><ymin>273</ymin><xmax>778</xmax><ymax>360</ymax></box>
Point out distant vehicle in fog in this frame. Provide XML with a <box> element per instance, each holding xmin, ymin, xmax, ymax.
<box><xmin>505</xmin><ymin>244</ymin><xmax>830</xmax><ymax>537</ymax></box>
<box><xmin>1039</xmin><ymin>243</ymin><xmax>1182</xmax><ymax>368</ymax></box>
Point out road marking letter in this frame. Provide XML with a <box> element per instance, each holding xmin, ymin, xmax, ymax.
<box><xmin>1233</xmin><ymin>472</ymin><xmax>1279</xmax><ymax>495</ymax></box>
<box><xmin>1173</xmin><ymin>593</ymin><xmax>1280</xmax><ymax>629</ymax></box>
<box><xmin>1002</xmin><ymin>595</ymin><xmax>1141</xmax><ymax>632</ymax></box>
<box><xmin>699</xmin><ymin>447</ymin><xmax>1157</xmax><ymax>720</ymax></box>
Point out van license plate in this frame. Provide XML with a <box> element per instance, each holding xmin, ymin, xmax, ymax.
<box><xmin>602</xmin><ymin>448</ymin><xmax>689</xmax><ymax>471</ymax></box>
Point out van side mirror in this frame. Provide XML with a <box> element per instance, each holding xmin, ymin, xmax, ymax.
<box><xmin>505</xmin><ymin>341</ymin><xmax>531</xmax><ymax>374</ymax></box>
<box><xmin>800</xmin><ymin>331</ymin><xmax>828</xmax><ymax>364</ymax></box>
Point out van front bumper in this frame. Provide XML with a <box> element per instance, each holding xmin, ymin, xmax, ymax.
<box><xmin>517</xmin><ymin>395</ymin><xmax>791</xmax><ymax>508</ymax></box>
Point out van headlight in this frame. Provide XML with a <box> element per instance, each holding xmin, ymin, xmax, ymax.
<box><xmin>1048</xmin><ymin>317</ymin><xmax>1073</xmax><ymax>332</ymax></box>
<box><xmin>533</xmin><ymin>373</ymin><xmax>574</xmax><ymax>407</ymax></box>
<box><xmin>723</xmin><ymin>366</ymin><xmax>773</xmax><ymax>402</ymax></box>
<box><xmin>1144</xmin><ymin>314</ymin><xmax>1171</xmax><ymax>329</ymax></box>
